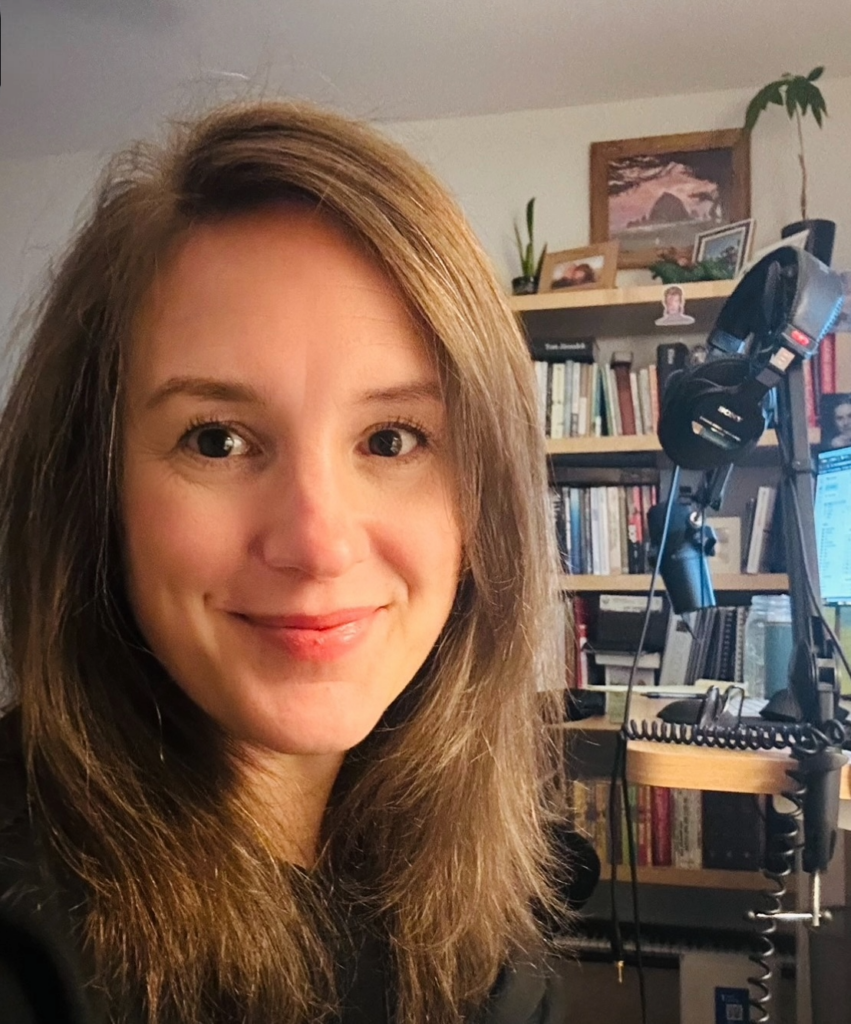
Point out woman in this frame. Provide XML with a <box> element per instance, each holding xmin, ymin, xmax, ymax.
<box><xmin>0</xmin><ymin>101</ymin><xmax>573</xmax><ymax>1023</ymax></box>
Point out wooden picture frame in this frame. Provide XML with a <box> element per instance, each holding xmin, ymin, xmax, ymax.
<box><xmin>538</xmin><ymin>242</ymin><xmax>619</xmax><ymax>293</ymax></box>
<box><xmin>590</xmin><ymin>129</ymin><xmax>751</xmax><ymax>269</ymax></box>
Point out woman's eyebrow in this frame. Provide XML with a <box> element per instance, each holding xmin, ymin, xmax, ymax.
<box><xmin>144</xmin><ymin>377</ymin><xmax>266</xmax><ymax>411</ymax></box>
<box><xmin>143</xmin><ymin>377</ymin><xmax>443</xmax><ymax>412</ymax></box>
<box><xmin>357</xmin><ymin>381</ymin><xmax>444</xmax><ymax>406</ymax></box>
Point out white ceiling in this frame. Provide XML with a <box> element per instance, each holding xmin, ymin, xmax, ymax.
<box><xmin>3</xmin><ymin>0</ymin><xmax>851</xmax><ymax>160</ymax></box>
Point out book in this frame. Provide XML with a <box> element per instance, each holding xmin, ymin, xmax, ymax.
<box><xmin>701</xmin><ymin>791</ymin><xmax>763</xmax><ymax>871</ymax></box>
<box><xmin>820</xmin><ymin>332</ymin><xmax>837</xmax><ymax>394</ymax></box>
<box><xmin>593</xmin><ymin>650</ymin><xmax>662</xmax><ymax>668</ymax></box>
<box><xmin>650</xmin><ymin>787</ymin><xmax>673</xmax><ymax>866</ymax></box>
<box><xmin>629</xmin><ymin>369</ymin><xmax>642</xmax><ymax>434</ymax></box>
<box><xmin>656</xmin><ymin>341</ymin><xmax>689</xmax><ymax>397</ymax></box>
<box><xmin>596</xmin><ymin>593</ymin><xmax>668</xmax><ymax>651</ymax></box>
<box><xmin>549</xmin><ymin>361</ymin><xmax>566</xmax><ymax>439</ymax></box>
<box><xmin>611</xmin><ymin>352</ymin><xmax>636</xmax><ymax>434</ymax></box>
<box><xmin>672</xmin><ymin>789</ymin><xmax>702</xmax><ymax>869</ymax></box>
<box><xmin>744</xmin><ymin>485</ymin><xmax>778</xmax><ymax>573</ymax></box>
<box><xmin>528</xmin><ymin>336</ymin><xmax>595</xmax><ymax>362</ymax></box>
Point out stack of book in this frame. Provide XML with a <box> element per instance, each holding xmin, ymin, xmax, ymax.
<box><xmin>562</xmin><ymin>595</ymin><xmax>751</xmax><ymax>692</ymax></box>
<box><xmin>549</xmin><ymin>483</ymin><xmax>659</xmax><ymax>575</ymax></box>
<box><xmin>532</xmin><ymin>338</ymin><xmax>692</xmax><ymax>440</ymax></box>
<box><xmin>567</xmin><ymin>779</ymin><xmax>765</xmax><ymax>872</ymax></box>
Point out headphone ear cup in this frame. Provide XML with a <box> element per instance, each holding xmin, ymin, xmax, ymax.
<box><xmin>657</xmin><ymin>357</ymin><xmax>765</xmax><ymax>469</ymax></box>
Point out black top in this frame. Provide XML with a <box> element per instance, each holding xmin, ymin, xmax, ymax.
<box><xmin>0</xmin><ymin>715</ymin><xmax>573</xmax><ymax>1024</ymax></box>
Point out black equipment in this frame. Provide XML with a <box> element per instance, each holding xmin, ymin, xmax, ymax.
<box><xmin>657</xmin><ymin>245</ymin><xmax>844</xmax><ymax>471</ymax></box>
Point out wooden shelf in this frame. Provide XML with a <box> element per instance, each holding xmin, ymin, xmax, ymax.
<box><xmin>546</xmin><ymin>428</ymin><xmax>820</xmax><ymax>457</ymax></box>
<box><xmin>598</xmin><ymin>864</ymin><xmax>783</xmax><ymax>891</ymax></box>
<box><xmin>509</xmin><ymin>279</ymin><xmax>736</xmax><ymax>314</ymax></box>
<box><xmin>561</xmin><ymin>573</ymin><xmax>789</xmax><ymax>592</ymax></box>
<box><xmin>627</xmin><ymin>740</ymin><xmax>851</xmax><ymax>798</ymax></box>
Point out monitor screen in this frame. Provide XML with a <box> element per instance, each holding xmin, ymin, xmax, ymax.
<box><xmin>815</xmin><ymin>445</ymin><xmax>851</xmax><ymax>606</ymax></box>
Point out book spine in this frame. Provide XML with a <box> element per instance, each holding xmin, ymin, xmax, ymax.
<box><xmin>648</xmin><ymin>364</ymin><xmax>660</xmax><ymax>433</ymax></box>
<box><xmin>613</xmin><ymin>362</ymin><xmax>636</xmax><ymax>434</ymax></box>
<box><xmin>629</xmin><ymin>370</ymin><xmax>643</xmax><ymax>435</ymax></box>
<box><xmin>820</xmin><ymin>333</ymin><xmax>837</xmax><ymax>395</ymax></box>
<box><xmin>549</xmin><ymin>361</ymin><xmax>565</xmax><ymax>440</ymax></box>
<box><xmin>606</xmin><ymin>487</ymin><xmax>621</xmax><ymax>575</ymax></box>
<box><xmin>651</xmin><ymin>787</ymin><xmax>673</xmax><ymax>867</ymax></box>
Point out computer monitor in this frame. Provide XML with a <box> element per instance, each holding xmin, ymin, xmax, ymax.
<box><xmin>815</xmin><ymin>445</ymin><xmax>851</xmax><ymax>606</ymax></box>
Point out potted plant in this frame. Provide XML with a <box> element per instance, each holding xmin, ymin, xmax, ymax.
<box><xmin>512</xmin><ymin>198</ymin><xmax>547</xmax><ymax>295</ymax></box>
<box><xmin>743</xmin><ymin>66</ymin><xmax>833</xmax><ymax>259</ymax></box>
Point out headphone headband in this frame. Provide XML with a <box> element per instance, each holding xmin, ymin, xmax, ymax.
<box><xmin>658</xmin><ymin>246</ymin><xmax>843</xmax><ymax>470</ymax></box>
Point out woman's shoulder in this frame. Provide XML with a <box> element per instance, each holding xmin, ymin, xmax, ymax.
<box><xmin>477</xmin><ymin>954</ymin><xmax>568</xmax><ymax>1024</ymax></box>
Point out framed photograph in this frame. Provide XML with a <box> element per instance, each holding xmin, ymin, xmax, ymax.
<box><xmin>590</xmin><ymin>129</ymin><xmax>751</xmax><ymax>269</ymax></box>
<box><xmin>706</xmin><ymin>516</ymin><xmax>743</xmax><ymax>574</ymax></box>
<box><xmin>820</xmin><ymin>393</ymin><xmax>851</xmax><ymax>452</ymax></box>
<box><xmin>538</xmin><ymin>243</ymin><xmax>619</xmax><ymax>293</ymax></box>
<box><xmin>692</xmin><ymin>219</ymin><xmax>754</xmax><ymax>278</ymax></box>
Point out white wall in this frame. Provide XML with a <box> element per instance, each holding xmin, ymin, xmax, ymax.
<box><xmin>0</xmin><ymin>151</ymin><xmax>102</xmax><ymax>352</ymax></box>
<box><xmin>2</xmin><ymin>76</ymin><xmax>850</xmax><ymax>352</ymax></box>
<box><xmin>383</xmin><ymin>75</ymin><xmax>851</xmax><ymax>289</ymax></box>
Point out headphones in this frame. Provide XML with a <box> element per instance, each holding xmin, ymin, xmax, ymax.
<box><xmin>657</xmin><ymin>246</ymin><xmax>844</xmax><ymax>469</ymax></box>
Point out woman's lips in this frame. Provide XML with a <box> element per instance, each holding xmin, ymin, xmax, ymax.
<box><xmin>234</xmin><ymin>607</ymin><xmax>382</xmax><ymax>662</ymax></box>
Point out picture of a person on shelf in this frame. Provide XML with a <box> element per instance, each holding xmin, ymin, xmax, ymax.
<box><xmin>550</xmin><ymin>260</ymin><xmax>599</xmax><ymax>289</ymax></box>
<box><xmin>821</xmin><ymin>393</ymin><xmax>851</xmax><ymax>450</ymax></box>
<box><xmin>655</xmin><ymin>284</ymin><xmax>696</xmax><ymax>326</ymax></box>
<box><xmin>0</xmin><ymin>101</ymin><xmax>591</xmax><ymax>1024</ymax></box>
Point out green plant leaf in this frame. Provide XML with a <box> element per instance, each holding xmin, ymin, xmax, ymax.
<box><xmin>535</xmin><ymin>244</ymin><xmax>548</xmax><ymax>282</ymax></box>
<box><xmin>526</xmin><ymin>198</ymin><xmax>535</xmax><ymax>240</ymax></box>
<box><xmin>514</xmin><ymin>222</ymin><xmax>524</xmax><ymax>264</ymax></box>
<box><xmin>744</xmin><ymin>82</ymin><xmax>784</xmax><ymax>130</ymax></box>
<box><xmin>808</xmin><ymin>66</ymin><xmax>824</xmax><ymax>82</ymax></box>
<box><xmin>785</xmin><ymin>82</ymin><xmax>798</xmax><ymax>118</ymax></box>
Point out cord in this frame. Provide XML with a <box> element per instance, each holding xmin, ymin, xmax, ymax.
<box><xmin>607</xmin><ymin>465</ymin><xmax>680</xmax><ymax>1024</ymax></box>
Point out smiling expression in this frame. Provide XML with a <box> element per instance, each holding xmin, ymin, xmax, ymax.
<box><xmin>121</xmin><ymin>206</ymin><xmax>463</xmax><ymax>759</ymax></box>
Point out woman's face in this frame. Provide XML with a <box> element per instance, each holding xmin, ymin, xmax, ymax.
<box><xmin>834</xmin><ymin>402</ymin><xmax>851</xmax><ymax>437</ymax></box>
<box><xmin>122</xmin><ymin>207</ymin><xmax>463</xmax><ymax>758</ymax></box>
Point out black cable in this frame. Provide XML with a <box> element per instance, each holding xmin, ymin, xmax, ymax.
<box><xmin>607</xmin><ymin>465</ymin><xmax>680</xmax><ymax>1024</ymax></box>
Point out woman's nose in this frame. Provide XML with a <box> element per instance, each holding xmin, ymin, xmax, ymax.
<box><xmin>251</xmin><ymin>451</ymin><xmax>370</xmax><ymax>580</ymax></box>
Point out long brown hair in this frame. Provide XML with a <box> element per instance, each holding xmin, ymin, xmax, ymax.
<box><xmin>0</xmin><ymin>101</ymin><xmax>565</xmax><ymax>1023</ymax></box>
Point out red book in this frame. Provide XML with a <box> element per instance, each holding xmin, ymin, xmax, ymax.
<box><xmin>803</xmin><ymin>360</ymin><xmax>818</xmax><ymax>428</ymax></box>
<box><xmin>637</xmin><ymin>786</ymin><xmax>652</xmax><ymax>867</ymax></box>
<box><xmin>611</xmin><ymin>353</ymin><xmax>636</xmax><ymax>434</ymax></box>
<box><xmin>651</xmin><ymin>787</ymin><xmax>673</xmax><ymax>866</ymax></box>
<box><xmin>820</xmin><ymin>333</ymin><xmax>837</xmax><ymax>394</ymax></box>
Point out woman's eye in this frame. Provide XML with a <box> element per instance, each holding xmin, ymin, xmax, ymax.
<box><xmin>367</xmin><ymin>426</ymin><xmax>422</xmax><ymax>458</ymax></box>
<box><xmin>185</xmin><ymin>425</ymin><xmax>250</xmax><ymax>459</ymax></box>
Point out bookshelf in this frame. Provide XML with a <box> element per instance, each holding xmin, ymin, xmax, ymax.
<box><xmin>597</xmin><ymin>864</ymin><xmax>789</xmax><ymax>891</ymax></box>
<box><xmin>523</xmin><ymin>279</ymin><xmax>811</xmax><ymax>896</ymax></box>
<box><xmin>562</xmin><ymin>572</ymin><xmax>788</xmax><ymax>592</ymax></box>
<box><xmin>627</xmin><ymin>739</ymin><xmax>851</xmax><ymax>800</ymax></box>
<box><xmin>546</xmin><ymin>427</ymin><xmax>821</xmax><ymax>457</ymax></box>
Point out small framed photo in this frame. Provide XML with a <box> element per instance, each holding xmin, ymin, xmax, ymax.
<box><xmin>692</xmin><ymin>219</ymin><xmax>754</xmax><ymax>278</ymax></box>
<box><xmin>538</xmin><ymin>243</ymin><xmax>619</xmax><ymax>293</ymax></box>
<box><xmin>706</xmin><ymin>516</ymin><xmax>743</xmax><ymax>574</ymax></box>
<box><xmin>820</xmin><ymin>392</ymin><xmax>851</xmax><ymax>452</ymax></box>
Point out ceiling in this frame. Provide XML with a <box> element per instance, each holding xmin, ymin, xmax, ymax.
<box><xmin>3</xmin><ymin>0</ymin><xmax>851</xmax><ymax>160</ymax></box>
